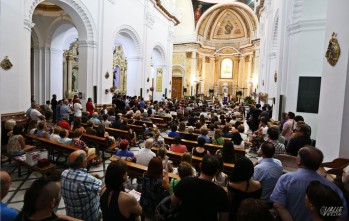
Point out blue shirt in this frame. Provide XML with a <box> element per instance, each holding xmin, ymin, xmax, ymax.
<box><xmin>271</xmin><ymin>168</ymin><xmax>348</xmax><ymax>221</ymax></box>
<box><xmin>253</xmin><ymin>158</ymin><xmax>283</xmax><ymax>201</ymax></box>
<box><xmin>168</xmin><ymin>131</ymin><xmax>180</xmax><ymax>137</ymax></box>
<box><xmin>1</xmin><ymin>202</ymin><xmax>18</xmax><ymax>221</ymax></box>
<box><xmin>61</xmin><ymin>168</ymin><xmax>102</xmax><ymax>221</ymax></box>
<box><xmin>116</xmin><ymin>149</ymin><xmax>134</xmax><ymax>159</ymax></box>
<box><xmin>197</xmin><ymin>135</ymin><xmax>211</xmax><ymax>143</ymax></box>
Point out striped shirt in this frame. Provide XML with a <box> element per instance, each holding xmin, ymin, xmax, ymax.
<box><xmin>61</xmin><ymin>168</ymin><xmax>102</xmax><ymax>221</ymax></box>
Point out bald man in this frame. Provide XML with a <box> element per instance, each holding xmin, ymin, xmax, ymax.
<box><xmin>1</xmin><ymin>171</ymin><xmax>18</xmax><ymax>221</ymax></box>
<box><xmin>271</xmin><ymin>146</ymin><xmax>348</xmax><ymax>221</ymax></box>
<box><xmin>136</xmin><ymin>138</ymin><xmax>156</xmax><ymax>166</ymax></box>
<box><xmin>61</xmin><ymin>150</ymin><xmax>102</xmax><ymax>221</ymax></box>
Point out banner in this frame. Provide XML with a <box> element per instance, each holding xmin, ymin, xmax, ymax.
<box><xmin>156</xmin><ymin>68</ymin><xmax>163</xmax><ymax>92</ymax></box>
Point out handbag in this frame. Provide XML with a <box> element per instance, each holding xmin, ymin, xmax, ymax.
<box><xmin>155</xmin><ymin>195</ymin><xmax>181</xmax><ymax>221</ymax></box>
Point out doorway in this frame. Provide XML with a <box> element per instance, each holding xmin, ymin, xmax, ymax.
<box><xmin>172</xmin><ymin>77</ymin><xmax>182</xmax><ymax>99</ymax></box>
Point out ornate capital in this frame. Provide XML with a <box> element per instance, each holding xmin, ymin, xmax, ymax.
<box><xmin>205</xmin><ymin>57</ymin><xmax>210</xmax><ymax>63</ymax></box>
<box><xmin>186</xmin><ymin>52</ymin><xmax>192</xmax><ymax>59</ymax></box>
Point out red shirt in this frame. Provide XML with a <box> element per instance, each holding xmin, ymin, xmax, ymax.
<box><xmin>170</xmin><ymin>144</ymin><xmax>188</xmax><ymax>153</ymax></box>
<box><xmin>86</xmin><ymin>101</ymin><xmax>94</xmax><ymax>116</ymax></box>
<box><xmin>58</xmin><ymin>120</ymin><xmax>71</xmax><ymax>131</ymax></box>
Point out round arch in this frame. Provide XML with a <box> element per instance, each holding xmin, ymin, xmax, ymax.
<box><xmin>113</xmin><ymin>25</ymin><xmax>142</xmax><ymax>58</ymax></box>
<box><xmin>172</xmin><ymin>64</ymin><xmax>185</xmax><ymax>77</ymax></box>
<box><xmin>27</xmin><ymin>0</ymin><xmax>96</xmax><ymax>42</ymax></box>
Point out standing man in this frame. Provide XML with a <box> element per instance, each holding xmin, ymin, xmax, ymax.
<box><xmin>60</xmin><ymin>99</ymin><xmax>72</xmax><ymax>122</ymax></box>
<box><xmin>1</xmin><ymin>171</ymin><xmax>18</xmax><ymax>221</ymax></box>
<box><xmin>86</xmin><ymin>97</ymin><xmax>94</xmax><ymax>117</ymax></box>
<box><xmin>281</xmin><ymin>111</ymin><xmax>295</xmax><ymax>142</ymax></box>
<box><xmin>73</xmin><ymin>98</ymin><xmax>83</xmax><ymax>119</ymax></box>
<box><xmin>171</xmin><ymin>155</ymin><xmax>229</xmax><ymax>221</ymax></box>
<box><xmin>61</xmin><ymin>150</ymin><xmax>103</xmax><ymax>221</ymax></box>
<box><xmin>51</xmin><ymin>94</ymin><xmax>58</xmax><ymax>123</ymax></box>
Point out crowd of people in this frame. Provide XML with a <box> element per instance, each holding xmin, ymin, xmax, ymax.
<box><xmin>1</xmin><ymin>94</ymin><xmax>349</xmax><ymax>221</ymax></box>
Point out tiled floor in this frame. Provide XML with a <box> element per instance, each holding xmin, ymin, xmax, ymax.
<box><xmin>1</xmin><ymin>127</ymin><xmax>257</xmax><ymax>219</ymax></box>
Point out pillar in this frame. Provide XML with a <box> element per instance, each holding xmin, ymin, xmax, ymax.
<box><xmin>316</xmin><ymin>0</ymin><xmax>349</xmax><ymax>161</ymax></box>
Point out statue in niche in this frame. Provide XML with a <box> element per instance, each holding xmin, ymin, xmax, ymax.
<box><xmin>225</xmin><ymin>21</ymin><xmax>233</xmax><ymax>35</ymax></box>
<box><xmin>72</xmin><ymin>73</ymin><xmax>76</xmax><ymax>91</ymax></box>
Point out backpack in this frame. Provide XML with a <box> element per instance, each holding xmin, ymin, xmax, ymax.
<box><xmin>155</xmin><ymin>196</ymin><xmax>181</xmax><ymax>221</ymax></box>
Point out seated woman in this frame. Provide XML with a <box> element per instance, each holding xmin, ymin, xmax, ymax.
<box><xmin>157</xmin><ymin>147</ymin><xmax>173</xmax><ymax>173</ymax></box>
<box><xmin>85</xmin><ymin>119</ymin><xmax>97</xmax><ymax>135</ymax></box>
<box><xmin>26</xmin><ymin>120</ymin><xmax>37</xmax><ymax>135</ymax></box>
<box><xmin>222</xmin><ymin>125</ymin><xmax>233</xmax><ymax>138</ymax></box>
<box><xmin>173</xmin><ymin>152</ymin><xmax>197</xmax><ymax>176</ymax></box>
<box><xmin>213</xmin><ymin>156</ymin><xmax>229</xmax><ymax>187</ymax></box>
<box><xmin>208</xmin><ymin>124</ymin><xmax>216</xmax><ymax>136</ymax></box>
<box><xmin>96</xmin><ymin>124</ymin><xmax>116</xmax><ymax>146</ymax></box>
<box><xmin>219</xmin><ymin>141</ymin><xmax>236</xmax><ymax>164</ymax></box>
<box><xmin>100</xmin><ymin>160</ymin><xmax>142</xmax><ymax>221</ymax></box>
<box><xmin>70</xmin><ymin>128</ymin><xmax>96</xmax><ymax>157</ymax></box>
<box><xmin>192</xmin><ymin>137</ymin><xmax>210</xmax><ymax>157</ymax></box>
<box><xmin>178</xmin><ymin>121</ymin><xmax>187</xmax><ymax>132</ymax></box>
<box><xmin>228</xmin><ymin>157</ymin><xmax>262</xmax><ymax>221</ymax></box>
<box><xmin>7</xmin><ymin>125</ymin><xmax>34</xmax><ymax>156</ymax></box>
<box><xmin>152</xmin><ymin>128</ymin><xmax>164</xmax><ymax>148</ymax></box>
<box><xmin>197</xmin><ymin>127</ymin><xmax>211</xmax><ymax>143</ymax></box>
<box><xmin>212</xmin><ymin>129</ymin><xmax>224</xmax><ymax>145</ymax></box>
<box><xmin>169</xmin><ymin>162</ymin><xmax>193</xmax><ymax>195</ymax></box>
<box><xmin>140</xmin><ymin>157</ymin><xmax>170</xmax><ymax>219</ymax></box>
<box><xmin>49</xmin><ymin>126</ymin><xmax>62</xmax><ymax>142</ymax></box>
<box><xmin>72</xmin><ymin>118</ymin><xmax>86</xmax><ymax>134</ymax></box>
<box><xmin>116</xmin><ymin>139</ymin><xmax>135</xmax><ymax>161</ymax></box>
<box><xmin>170</xmin><ymin>136</ymin><xmax>187</xmax><ymax>153</ymax></box>
<box><xmin>59</xmin><ymin>128</ymin><xmax>72</xmax><ymax>144</ymax></box>
<box><xmin>183</xmin><ymin>126</ymin><xmax>197</xmax><ymax>141</ymax></box>
<box><xmin>35</xmin><ymin>121</ymin><xmax>50</xmax><ymax>139</ymax></box>
<box><xmin>120</xmin><ymin>120</ymin><xmax>137</xmax><ymax>145</ymax></box>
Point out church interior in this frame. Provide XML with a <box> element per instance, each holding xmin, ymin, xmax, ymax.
<box><xmin>1</xmin><ymin>0</ymin><xmax>349</xmax><ymax>220</ymax></box>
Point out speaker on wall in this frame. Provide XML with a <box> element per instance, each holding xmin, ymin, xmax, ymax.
<box><xmin>93</xmin><ymin>86</ymin><xmax>97</xmax><ymax>103</ymax></box>
<box><xmin>140</xmin><ymin>88</ymin><xmax>143</xmax><ymax>98</ymax></box>
<box><xmin>183</xmin><ymin>88</ymin><xmax>187</xmax><ymax>93</ymax></box>
<box><xmin>165</xmin><ymin>88</ymin><xmax>167</xmax><ymax>98</ymax></box>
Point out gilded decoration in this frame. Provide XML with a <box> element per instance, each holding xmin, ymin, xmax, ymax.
<box><xmin>0</xmin><ymin>56</ymin><xmax>13</xmax><ymax>71</ymax></box>
<box><xmin>113</xmin><ymin>45</ymin><xmax>128</xmax><ymax>94</ymax></box>
<box><xmin>325</xmin><ymin>32</ymin><xmax>340</xmax><ymax>66</ymax></box>
<box><xmin>205</xmin><ymin>57</ymin><xmax>210</xmax><ymax>63</ymax></box>
<box><xmin>274</xmin><ymin>71</ymin><xmax>277</xmax><ymax>83</ymax></box>
<box><xmin>186</xmin><ymin>52</ymin><xmax>192</xmax><ymax>59</ymax></box>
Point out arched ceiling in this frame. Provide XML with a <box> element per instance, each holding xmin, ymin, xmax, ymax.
<box><xmin>198</xmin><ymin>5</ymin><xmax>256</xmax><ymax>40</ymax></box>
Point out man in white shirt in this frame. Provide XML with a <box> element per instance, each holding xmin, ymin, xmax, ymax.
<box><xmin>282</xmin><ymin>112</ymin><xmax>295</xmax><ymax>141</ymax></box>
<box><xmin>30</xmin><ymin>102</ymin><xmax>45</xmax><ymax>121</ymax></box>
<box><xmin>136</xmin><ymin>139</ymin><xmax>156</xmax><ymax>166</ymax></box>
<box><xmin>73</xmin><ymin>98</ymin><xmax>83</xmax><ymax>118</ymax></box>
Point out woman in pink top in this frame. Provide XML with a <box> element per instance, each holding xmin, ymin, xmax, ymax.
<box><xmin>170</xmin><ymin>136</ymin><xmax>188</xmax><ymax>153</ymax></box>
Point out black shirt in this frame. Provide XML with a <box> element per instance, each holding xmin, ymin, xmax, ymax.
<box><xmin>286</xmin><ymin>136</ymin><xmax>312</xmax><ymax>156</ymax></box>
<box><xmin>174</xmin><ymin>177</ymin><xmax>229</xmax><ymax>221</ymax></box>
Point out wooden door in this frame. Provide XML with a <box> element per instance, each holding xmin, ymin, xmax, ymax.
<box><xmin>172</xmin><ymin>77</ymin><xmax>182</xmax><ymax>99</ymax></box>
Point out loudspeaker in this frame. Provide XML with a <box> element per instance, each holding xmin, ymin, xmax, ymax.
<box><xmin>140</xmin><ymin>88</ymin><xmax>143</xmax><ymax>98</ymax></box>
<box><xmin>165</xmin><ymin>88</ymin><xmax>167</xmax><ymax>98</ymax></box>
<box><xmin>93</xmin><ymin>86</ymin><xmax>97</xmax><ymax>103</ymax></box>
<box><xmin>183</xmin><ymin>88</ymin><xmax>187</xmax><ymax>93</ymax></box>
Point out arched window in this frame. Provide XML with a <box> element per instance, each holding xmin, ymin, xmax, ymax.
<box><xmin>221</xmin><ymin>58</ymin><xmax>233</xmax><ymax>78</ymax></box>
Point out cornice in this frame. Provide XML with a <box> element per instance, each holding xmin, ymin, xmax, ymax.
<box><xmin>150</xmin><ymin>0</ymin><xmax>180</xmax><ymax>26</ymax></box>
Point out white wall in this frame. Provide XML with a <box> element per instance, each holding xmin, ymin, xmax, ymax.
<box><xmin>317</xmin><ymin>0</ymin><xmax>349</xmax><ymax>161</ymax></box>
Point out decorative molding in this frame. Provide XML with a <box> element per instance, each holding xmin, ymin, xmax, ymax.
<box><xmin>287</xmin><ymin>19</ymin><xmax>326</xmax><ymax>35</ymax></box>
<box><xmin>24</xmin><ymin>19</ymin><xmax>35</xmax><ymax>32</ymax></box>
<box><xmin>77</xmin><ymin>40</ymin><xmax>98</xmax><ymax>48</ymax></box>
<box><xmin>291</xmin><ymin>0</ymin><xmax>304</xmax><ymax>23</ymax></box>
<box><xmin>205</xmin><ymin>57</ymin><xmax>210</xmax><ymax>63</ymax></box>
<box><xmin>145</xmin><ymin>11</ymin><xmax>156</xmax><ymax>29</ymax></box>
<box><xmin>114</xmin><ymin>25</ymin><xmax>142</xmax><ymax>57</ymax></box>
<box><xmin>107</xmin><ymin>0</ymin><xmax>115</xmax><ymax>4</ymax></box>
<box><xmin>149</xmin><ymin>0</ymin><xmax>180</xmax><ymax>26</ymax></box>
<box><xmin>28</xmin><ymin>0</ymin><xmax>97</xmax><ymax>42</ymax></box>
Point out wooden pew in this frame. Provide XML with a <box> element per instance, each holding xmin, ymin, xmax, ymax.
<box><xmin>81</xmin><ymin>123</ymin><xmax>130</xmax><ymax>139</ymax></box>
<box><xmin>109</xmin><ymin>156</ymin><xmax>179</xmax><ymax>180</ymax></box>
<box><xmin>153</xmin><ymin>115</ymin><xmax>173</xmax><ymax>124</ymax></box>
<box><xmin>25</xmin><ymin>134</ymin><xmax>98</xmax><ymax>164</ymax></box>
<box><xmin>151</xmin><ymin>147</ymin><xmax>235</xmax><ymax>175</ymax></box>
<box><xmin>149</xmin><ymin>117</ymin><xmax>168</xmax><ymax>130</ymax></box>
<box><xmin>79</xmin><ymin>133</ymin><xmax>117</xmax><ymax>158</ymax></box>
<box><xmin>164</xmin><ymin>136</ymin><xmax>245</xmax><ymax>158</ymax></box>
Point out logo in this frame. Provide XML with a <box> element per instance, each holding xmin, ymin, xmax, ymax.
<box><xmin>320</xmin><ymin>206</ymin><xmax>343</xmax><ymax>217</ymax></box>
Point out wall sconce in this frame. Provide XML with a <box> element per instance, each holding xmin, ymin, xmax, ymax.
<box><xmin>105</xmin><ymin>89</ymin><xmax>109</xmax><ymax>94</ymax></box>
<box><xmin>147</xmin><ymin>77</ymin><xmax>150</xmax><ymax>82</ymax></box>
<box><xmin>169</xmin><ymin>81</ymin><xmax>171</xmax><ymax>85</ymax></box>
